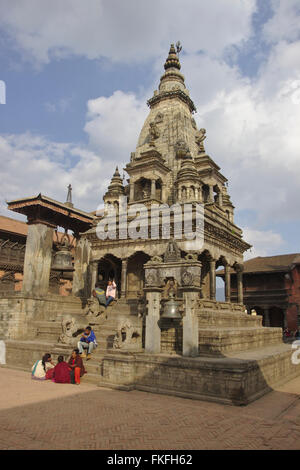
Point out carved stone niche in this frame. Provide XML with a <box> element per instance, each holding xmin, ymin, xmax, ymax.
<box><xmin>144</xmin><ymin>239</ymin><xmax>202</xmax><ymax>292</ymax></box>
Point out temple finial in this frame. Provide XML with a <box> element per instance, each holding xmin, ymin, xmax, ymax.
<box><xmin>164</xmin><ymin>43</ymin><xmax>181</xmax><ymax>71</ymax></box>
<box><xmin>65</xmin><ymin>184</ymin><xmax>73</xmax><ymax>208</ymax></box>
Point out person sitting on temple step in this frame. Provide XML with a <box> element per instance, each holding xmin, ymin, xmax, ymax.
<box><xmin>31</xmin><ymin>353</ymin><xmax>55</xmax><ymax>380</ymax></box>
<box><xmin>105</xmin><ymin>279</ymin><xmax>117</xmax><ymax>308</ymax></box>
<box><xmin>91</xmin><ymin>283</ymin><xmax>106</xmax><ymax>316</ymax></box>
<box><xmin>52</xmin><ymin>355</ymin><xmax>71</xmax><ymax>384</ymax></box>
<box><xmin>78</xmin><ymin>326</ymin><xmax>98</xmax><ymax>360</ymax></box>
<box><xmin>68</xmin><ymin>349</ymin><xmax>86</xmax><ymax>384</ymax></box>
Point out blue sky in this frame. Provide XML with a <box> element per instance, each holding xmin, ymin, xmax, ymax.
<box><xmin>0</xmin><ymin>0</ymin><xmax>300</xmax><ymax>259</ymax></box>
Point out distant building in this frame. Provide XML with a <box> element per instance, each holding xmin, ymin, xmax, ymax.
<box><xmin>218</xmin><ymin>254</ymin><xmax>300</xmax><ymax>330</ymax></box>
<box><xmin>0</xmin><ymin>215</ymin><xmax>73</xmax><ymax>295</ymax></box>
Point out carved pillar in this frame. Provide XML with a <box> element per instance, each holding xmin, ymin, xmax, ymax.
<box><xmin>208</xmin><ymin>185</ymin><xmax>214</xmax><ymax>203</ymax></box>
<box><xmin>209</xmin><ymin>258</ymin><xmax>216</xmax><ymax>300</ymax></box>
<box><xmin>151</xmin><ymin>179</ymin><xmax>156</xmax><ymax>199</ymax></box>
<box><xmin>198</xmin><ymin>185</ymin><xmax>203</xmax><ymax>203</ymax></box>
<box><xmin>235</xmin><ymin>264</ymin><xmax>244</xmax><ymax>304</ymax></box>
<box><xmin>162</xmin><ymin>183</ymin><xmax>167</xmax><ymax>203</ymax></box>
<box><xmin>90</xmin><ymin>261</ymin><xmax>98</xmax><ymax>296</ymax></box>
<box><xmin>129</xmin><ymin>182</ymin><xmax>135</xmax><ymax>202</ymax></box>
<box><xmin>225</xmin><ymin>264</ymin><xmax>231</xmax><ymax>302</ymax></box>
<box><xmin>145</xmin><ymin>289</ymin><xmax>161</xmax><ymax>353</ymax></box>
<box><xmin>121</xmin><ymin>258</ymin><xmax>128</xmax><ymax>298</ymax></box>
<box><xmin>218</xmin><ymin>191</ymin><xmax>223</xmax><ymax>207</ymax></box>
<box><xmin>182</xmin><ymin>290</ymin><xmax>199</xmax><ymax>357</ymax></box>
<box><xmin>177</xmin><ymin>186</ymin><xmax>181</xmax><ymax>202</ymax></box>
<box><xmin>22</xmin><ymin>222</ymin><xmax>54</xmax><ymax>296</ymax></box>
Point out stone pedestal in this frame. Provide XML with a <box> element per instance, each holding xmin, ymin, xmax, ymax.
<box><xmin>22</xmin><ymin>223</ymin><xmax>54</xmax><ymax>296</ymax></box>
<box><xmin>145</xmin><ymin>289</ymin><xmax>161</xmax><ymax>354</ymax></box>
<box><xmin>182</xmin><ymin>290</ymin><xmax>199</xmax><ymax>357</ymax></box>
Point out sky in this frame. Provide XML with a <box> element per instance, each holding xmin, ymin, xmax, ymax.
<box><xmin>0</xmin><ymin>0</ymin><xmax>300</xmax><ymax>260</ymax></box>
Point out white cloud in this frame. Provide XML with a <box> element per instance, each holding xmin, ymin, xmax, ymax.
<box><xmin>0</xmin><ymin>133</ymin><xmax>106</xmax><ymax>217</ymax></box>
<box><xmin>263</xmin><ymin>0</ymin><xmax>300</xmax><ymax>44</ymax></box>
<box><xmin>85</xmin><ymin>90</ymin><xmax>148</xmax><ymax>161</ymax></box>
<box><xmin>242</xmin><ymin>227</ymin><xmax>285</xmax><ymax>259</ymax></box>
<box><xmin>0</xmin><ymin>0</ymin><xmax>256</xmax><ymax>65</ymax></box>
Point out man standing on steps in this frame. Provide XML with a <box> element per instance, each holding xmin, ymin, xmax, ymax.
<box><xmin>78</xmin><ymin>326</ymin><xmax>98</xmax><ymax>360</ymax></box>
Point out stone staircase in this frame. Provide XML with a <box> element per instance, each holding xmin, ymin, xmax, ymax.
<box><xmin>196</xmin><ymin>300</ymin><xmax>283</xmax><ymax>357</ymax></box>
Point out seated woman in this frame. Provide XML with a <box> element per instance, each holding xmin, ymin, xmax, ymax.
<box><xmin>52</xmin><ymin>355</ymin><xmax>71</xmax><ymax>384</ymax></box>
<box><xmin>68</xmin><ymin>349</ymin><xmax>86</xmax><ymax>385</ymax></box>
<box><xmin>31</xmin><ymin>353</ymin><xmax>55</xmax><ymax>380</ymax></box>
<box><xmin>105</xmin><ymin>279</ymin><xmax>117</xmax><ymax>308</ymax></box>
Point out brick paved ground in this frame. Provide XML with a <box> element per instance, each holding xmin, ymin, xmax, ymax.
<box><xmin>1</xmin><ymin>367</ymin><xmax>300</xmax><ymax>450</ymax></box>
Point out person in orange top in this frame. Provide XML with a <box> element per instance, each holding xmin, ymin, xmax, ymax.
<box><xmin>68</xmin><ymin>349</ymin><xmax>86</xmax><ymax>385</ymax></box>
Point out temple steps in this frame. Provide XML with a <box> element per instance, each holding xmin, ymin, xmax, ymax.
<box><xmin>198</xmin><ymin>326</ymin><xmax>283</xmax><ymax>356</ymax></box>
<box><xmin>197</xmin><ymin>310</ymin><xmax>262</xmax><ymax>328</ymax></box>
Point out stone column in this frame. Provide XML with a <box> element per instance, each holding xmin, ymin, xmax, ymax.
<box><xmin>72</xmin><ymin>237</ymin><xmax>91</xmax><ymax>297</ymax></box>
<box><xmin>121</xmin><ymin>258</ymin><xmax>128</xmax><ymax>298</ymax></box>
<box><xmin>218</xmin><ymin>191</ymin><xmax>223</xmax><ymax>207</ymax></box>
<box><xmin>129</xmin><ymin>182</ymin><xmax>135</xmax><ymax>202</ymax></box>
<box><xmin>198</xmin><ymin>185</ymin><xmax>203</xmax><ymax>203</ymax></box>
<box><xmin>151</xmin><ymin>179</ymin><xmax>156</xmax><ymax>199</ymax></box>
<box><xmin>90</xmin><ymin>261</ymin><xmax>98</xmax><ymax>295</ymax></box>
<box><xmin>264</xmin><ymin>307</ymin><xmax>271</xmax><ymax>327</ymax></box>
<box><xmin>182</xmin><ymin>290</ymin><xmax>199</xmax><ymax>357</ymax></box>
<box><xmin>162</xmin><ymin>183</ymin><xmax>167</xmax><ymax>203</ymax></box>
<box><xmin>225</xmin><ymin>264</ymin><xmax>231</xmax><ymax>302</ymax></box>
<box><xmin>209</xmin><ymin>259</ymin><xmax>216</xmax><ymax>300</ymax></box>
<box><xmin>22</xmin><ymin>222</ymin><xmax>54</xmax><ymax>296</ymax></box>
<box><xmin>145</xmin><ymin>289</ymin><xmax>161</xmax><ymax>354</ymax></box>
<box><xmin>208</xmin><ymin>185</ymin><xmax>214</xmax><ymax>203</ymax></box>
<box><xmin>236</xmin><ymin>264</ymin><xmax>244</xmax><ymax>304</ymax></box>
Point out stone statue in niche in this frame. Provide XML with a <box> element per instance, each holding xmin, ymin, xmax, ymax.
<box><xmin>145</xmin><ymin>268</ymin><xmax>158</xmax><ymax>286</ymax></box>
<box><xmin>181</xmin><ymin>270</ymin><xmax>194</xmax><ymax>286</ymax></box>
<box><xmin>175</xmin><ymin>139</ymin><xmax>189</xmax><ymax>159</ymax></box>
<box><xmin>149</xmin><ymin>121</ymin><xmax>160</xmax><ymax>146</ymax></box>
<box><xmin>163</xmin><ymin>277</ymin><xmax>179</xmax><ymax>299</ymax></box>
<box><xmin>195</xmin><ymin>128</ymin><xmax>206</xmax><ymax>153</ymax></box>
<box><xmin>154</xmin><ymin>112</ymin><xmax>164</xmax><ymax>124</ymax></box>
<box><xmin>164</xmin><ymin>239</ymin><xmax>181</xmax><ymax>262</ymax></box>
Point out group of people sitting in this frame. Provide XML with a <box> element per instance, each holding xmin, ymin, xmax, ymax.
<box><xmin>31</xmin><ymin>350</ymin><xmax>85</xmax><ymax>385</ymax></box>
<box><xmin>31</xmin><ymin>325</ymin><xmax>98</xmax><ymax>384</ymax></box>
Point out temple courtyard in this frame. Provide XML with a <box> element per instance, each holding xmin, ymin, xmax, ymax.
<box><xmin>1</xmin><ymin>366</ymin><xmax>300</xmax><ymax>450</ymax></box>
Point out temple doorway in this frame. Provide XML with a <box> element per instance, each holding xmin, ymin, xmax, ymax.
<box><xmin>97</xmin><ymin>254</ymin><xmax>121</xmax><ymax>298</ymax></box>
<box><xmin>126</xmin><ymin>251</ymin><xmax>150</xmax><ymax>299</ymax></box>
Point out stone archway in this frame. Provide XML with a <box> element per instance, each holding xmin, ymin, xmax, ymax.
<box><xmin>97</xmin><ymin>254</ymin><xmax>122</xmax><ymax>298</ymax></box>
<box><xmin>126</xmin><ymin>251</ymin><xmax>151</xmax><ymax>299</ymax></box>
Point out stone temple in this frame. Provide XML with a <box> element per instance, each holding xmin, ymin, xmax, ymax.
<box><xmin>1</xmin><ymin>45</ymin><xmax>299</xmax><ymax>405</ymax></box>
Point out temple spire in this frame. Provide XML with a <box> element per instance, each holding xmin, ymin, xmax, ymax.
<box><xmin>164</xmin><ymin>43</ymin><xmax>181</xmax><ymax>71</ymax></box>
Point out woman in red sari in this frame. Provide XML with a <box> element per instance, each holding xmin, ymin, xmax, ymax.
<box><xmin>52</xmin><ymin>355</ymin><xmax>71</xmax><ymax>384</ymax></box>
<box><xmin>68</xmin><ymin>349</ymin><xmax>86</xmax><ymax>385</ymax></box>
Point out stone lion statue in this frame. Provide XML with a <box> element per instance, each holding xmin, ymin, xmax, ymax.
<box><xmin>59</xmin><ymin>315</ymin><xmax>81</xmax><ymax>346</ymax></box>
<box><xmin>113</xmin><ymin>320</ymin><xmax>142</xmax><ymax>351</ymax></box>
